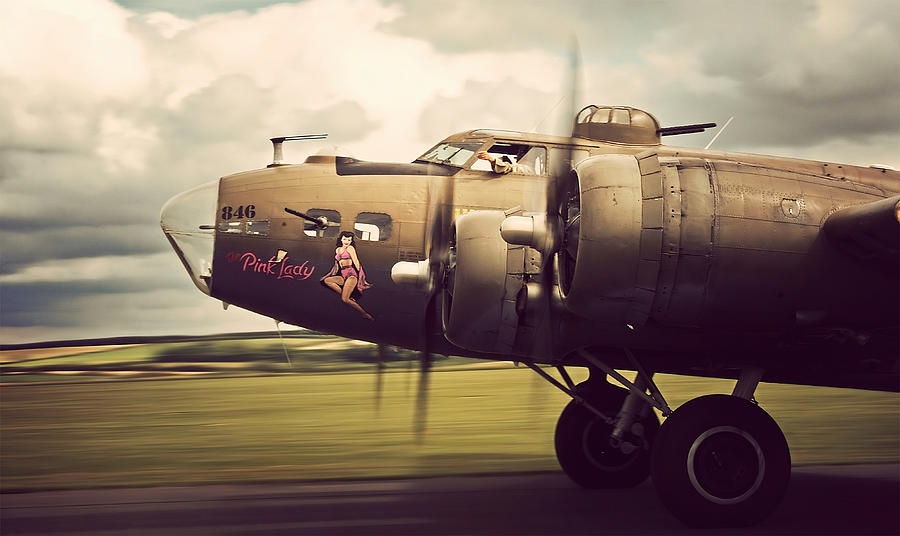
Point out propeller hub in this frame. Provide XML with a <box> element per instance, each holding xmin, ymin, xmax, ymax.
<box><xmin>500</xmin><ymin>214</ymin><xmax>558</xmax><ymax>254</ymax></box>
<box><xmin>391</xmin><ymin>260</ymin><xmax>431</xmax><ymax>289</ymax></box>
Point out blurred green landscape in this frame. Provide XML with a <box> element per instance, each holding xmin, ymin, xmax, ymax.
<box><xmin>1</xmin><ymin>332</ymin><xmax>898</xmax><ymax>491</ymax></box>
<box><xmin>0</xmin><ymin>331</ymin><xmax>480</xmax><ymax>379</ymax></box>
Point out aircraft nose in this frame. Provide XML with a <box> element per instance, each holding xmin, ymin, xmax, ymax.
<box><xmin>160</xmin><ymin>179</ymin><xmax>219</xmax><ymax>296</ymax></box>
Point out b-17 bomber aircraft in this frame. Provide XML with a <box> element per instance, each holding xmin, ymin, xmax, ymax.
<box><xmin>160</xmin><ymin>101</ymin><xmax>899</xmax><ymax>527</ymax></box>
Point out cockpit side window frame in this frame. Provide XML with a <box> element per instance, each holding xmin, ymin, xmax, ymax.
<box><xmin>415</xmin><ymin>141</ymin><xmax>490</xmax><ymax>169</ymax></box>
<box><xmin>470</xmin><ymin>141</ymin><xmax>549</xmax><ymax>176</ymax></box>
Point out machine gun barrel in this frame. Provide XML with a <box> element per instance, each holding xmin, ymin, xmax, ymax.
<box><xmin>657</xmin><ymin>122</ymin><xmax>716</xmax><ymax>136</ymax></box>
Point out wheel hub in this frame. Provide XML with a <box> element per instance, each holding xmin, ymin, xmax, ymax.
<box><xmin>583</xmin><ymin>420</ymin><xmax>640</xmax><ymax>470</ymax></box>
<box><xmin>687</xmin><ymin>425</ymin><xmax>765</xmax><ymax>505</ymax></box>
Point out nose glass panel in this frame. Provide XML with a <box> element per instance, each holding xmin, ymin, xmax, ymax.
<box><xmin>160</xmin><ymin>179</ymin><xmax>219</xmax><ymax>295</ymax></box>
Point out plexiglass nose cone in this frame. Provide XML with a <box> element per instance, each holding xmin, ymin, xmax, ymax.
<box><xmin>160</xmin><ymin>179</ymin><xmax>219</xmax><ymax>296</ymax></box>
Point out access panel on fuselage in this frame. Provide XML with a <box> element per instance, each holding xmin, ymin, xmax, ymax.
<box><xmin>702</xmin><ymin>160</ymin><xmax>889</xmax><ymax>328</ymax></box>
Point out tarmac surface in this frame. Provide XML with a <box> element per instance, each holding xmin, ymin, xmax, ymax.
<box><xmin>1</xmin><ymin>464</ymin><xmax>897</xmax><ymax>535</ymax></box>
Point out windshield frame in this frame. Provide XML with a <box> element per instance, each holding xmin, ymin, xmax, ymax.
<box><xmin>414</xmin><ymin>141</ymin><xmax>488</xmax><ymax>168</ymax></box>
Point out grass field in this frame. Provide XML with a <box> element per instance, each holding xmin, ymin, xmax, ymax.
<box><xmin>2</xmin><ymin>346</ymin><xmax>898</xmax><ymax>491</ymax></box>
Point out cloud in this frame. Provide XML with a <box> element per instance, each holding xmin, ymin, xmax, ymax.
<box><xmin>379</xmin><ymin>0</ymin><xmax>665</xmax><ymax>56</ymax></box>
<box><xmin>0</xmin><ymin>0</ymin><xmax>409</xmax><ymax>342</ymax></box>
<box><xmin>1</xmin><ymin>0</ymin><xmax>897</xmax><ymax>344</ymax></box>
<box><xmin>616</xmin><ymin>0</ymin><xmax>900</xmax><ymax>153</ymax></box>
<box><xmin>417</xmin><ymin>78</ymin><xmax>555</xmax><ymax>141</ymax></box>
<box><xmin>383</xmin><ymin>0</ymin><xmax>900</xmax><ymax>158</ymax></box>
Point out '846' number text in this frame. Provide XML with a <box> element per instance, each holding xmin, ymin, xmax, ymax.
<box><xmin>221</xmin><ymin>205</ymin><xmax>256</xmax><ymax>220</ymax></box>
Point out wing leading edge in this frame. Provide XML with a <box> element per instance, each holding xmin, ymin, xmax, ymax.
<box><xmin>823</xmin><ymin>194</ymin><xmax>900</xmax><ymax>267</ymax></box>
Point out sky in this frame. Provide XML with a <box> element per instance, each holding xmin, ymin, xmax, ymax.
<box><xmin>1</xmin><ymin>0</ymin><xmax>898</xmax><ymax>344</ymax></box>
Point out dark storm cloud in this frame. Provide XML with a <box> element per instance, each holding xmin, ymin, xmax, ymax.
<box><xmin>0</xmin><ymin>278</ymin><xmax>173</xmax><ymax>327</ymax></box>
<box><xmin>0</xmin><ymin>155</ymin><xmax>167</xmax><ymax>231</ymax></box>
<box><xmin>0</xmin><ymin>225</ymin><xmax>166</xmax><ymax>275</ymax></box>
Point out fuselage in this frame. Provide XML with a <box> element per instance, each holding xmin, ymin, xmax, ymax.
<box><xmin>161</xmin><ymin>128</ymin><xmax>900</xmax><ymax>390</ymax></box>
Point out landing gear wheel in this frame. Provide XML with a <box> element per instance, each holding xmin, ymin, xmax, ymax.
<box><xmin>651</xmin><ymin>394</ymin><xmax>790</xmax><ymax>528</ymax></box>
<box><xmin>555</xmin><ymin>381</ymin><xmax>659</xmax><ymax>489</ymax></box>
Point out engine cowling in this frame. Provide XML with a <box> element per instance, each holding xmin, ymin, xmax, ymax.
<box><xmin>433</xmin><ymin>154</ymin><xmax>666</xmax><ymax>334</ymax></box>
<box><xmin>558</xmin><ymin>151</ymin><xmax>712</xmax><ymax>329</ymax></box>
<box><xmin>558</xmin><ymin>153</ymin><xmax>650</xmax><ymax>326</ymax></box>
<box><xmin>440</xmin><ymin>153</ymin><xmax>683</xmax><ymax>355</ymax></box>
<box><xmin>441</xmin><ymin>210</ymin><xmax>545</xmax><ymax>355</ymax></box>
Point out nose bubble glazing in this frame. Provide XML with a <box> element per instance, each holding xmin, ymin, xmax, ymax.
<box><xmin>160</xmin><ymin>179</ymin><xmax>219</xmax><ymax>296</ymax></box>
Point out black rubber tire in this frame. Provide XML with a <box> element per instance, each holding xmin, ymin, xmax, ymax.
<box><xmin>555</xmin><ymin>382</ymin><xmax>659</xmax><ymax>489</ymax></box>
<box><xmin>650</xmin><ymin>394</ymin><xmax>791</xmax><ymax>528</ymax></box>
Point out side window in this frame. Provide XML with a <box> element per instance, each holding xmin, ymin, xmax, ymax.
<box><xmin>355</xmin><ymin>212</ymin><xmax>392</xmax><ymax>242</ymax></box>
<box><xmin>216</xmin><ymin>220</ymin><xmax>270</xmax><ymax>236</ymax></box>
<box><xmin>218</xmin><ymin>221</ymin><xmax>242</xmax><ymax>234</ymax></box>
<box><xmin>590</xmin><ymin>107</ymin><xmax>611</xmax><ymax>123</ymax></box>
<box><xmin>246</xmin><ymin>220</ymin><xmax>270</xmax><ymax>236</ymax></box>
<box><xmin>611</xmin><ymin>108</ymin><xmax>630</xmax><ymax>125</ymax></box>
<box><xmin>303</xmin><ymin>208</ymin><xmax>341</xmax><ymax>238</ymax></box>
<box><xmin>518</xmin><ymin>146</ymin><xmax>547</xmax><ymax>175</ymax></box>
<box><xmin>470</xmin><ymin>143</ymin><xmax>547</xmax><ymax>175</ymax></box>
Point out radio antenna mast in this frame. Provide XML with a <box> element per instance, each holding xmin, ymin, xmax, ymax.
<box><xmin>269</xmin><ymin>134</ymin><xmax>328</xmax><ymax>166</ymax></box>
<box><xmin>704</xmin><ymin>116</ymin><xmax>734</xmax><ymax>150</ymax></box>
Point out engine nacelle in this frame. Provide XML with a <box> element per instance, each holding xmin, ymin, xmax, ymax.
<box><xmin>559</xmin><ymin>152</ymin><xmax>719</xmax><ymax>329</ymax></box>
<box><xmin>442</xmin><ymin>210</ymin><xmax>544</xmax><ymax>355</ymax></box>
<box><xmin>558</xmin><ymin>154</ymin><xmax>650</xmax><ymax>327</ymax></box>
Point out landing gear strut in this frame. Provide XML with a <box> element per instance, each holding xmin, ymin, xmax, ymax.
<box><xmin>555</xmin><ymin>378</ymin><xmax>659</xmax><ymax>488</ymax></box>
<box><xmin>530</xmin><ymin>358</ymin><xmax>791</xmax><ymax>527</ymax></box>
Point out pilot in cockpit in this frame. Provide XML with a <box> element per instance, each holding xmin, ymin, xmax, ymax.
<box><xmin>476</xmin><ymin>150</ymin><xmax>533</xmax><ymax>175</ymax></box>
<box><xmin>476</xmin><ymin>146</ymin><xmax>542</xmax><ymax>175</ymax></box>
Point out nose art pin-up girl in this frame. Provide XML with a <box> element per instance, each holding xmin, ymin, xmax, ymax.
<box><xmin>321</xmin><ymin>231</ymin><xmax>374</xmax><ymax>320</ymax></box>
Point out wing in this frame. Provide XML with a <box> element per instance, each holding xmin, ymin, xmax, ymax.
<box><xmin>822</xmin><ymin>194</ymin><xmax>900</xmax><ymax>267</ymax></box>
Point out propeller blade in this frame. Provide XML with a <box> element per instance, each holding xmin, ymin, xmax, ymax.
<box><xmin>413</xmin><ymin>294</ymin><xmax>439</xmax><ymax>443</ymax></box>
<box><xmin>423</xmin><ymin>173</ymin><xmax>455</xmax><ymax>285</ymax></box>
<box><xmin>534</xmin><ymin>37</ymin><xmax>583</xmax><ymax>361</ymax></box>
<box><xmin>546</xmin><ymin>36</ymin><xmax>581</xmax><ymax>217</ymax></box>
<box><xmin>412</xmin><ymin>163</ymin><xmax>456</xmax><ymax>442</ymax></box>
<box><xmin>374</xmin><ymin>344</ymin><xmax>387</xmax><ymax>414</ymax></box>
<box><xmin>412</xmin><ymin>349</ymin><xmax>433</xmax><ymax>444</ymax></box>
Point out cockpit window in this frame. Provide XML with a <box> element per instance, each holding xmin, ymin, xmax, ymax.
<box><xmin>417</xmin><ymin>142</ymin><xmax>484</xmax><ymax>167</ymax></box>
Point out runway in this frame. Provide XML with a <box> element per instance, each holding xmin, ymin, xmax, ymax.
<box><xmin>2</xmin><ymin>464</ymin><xmax>897</xmax><ymax>535</ymax></box>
